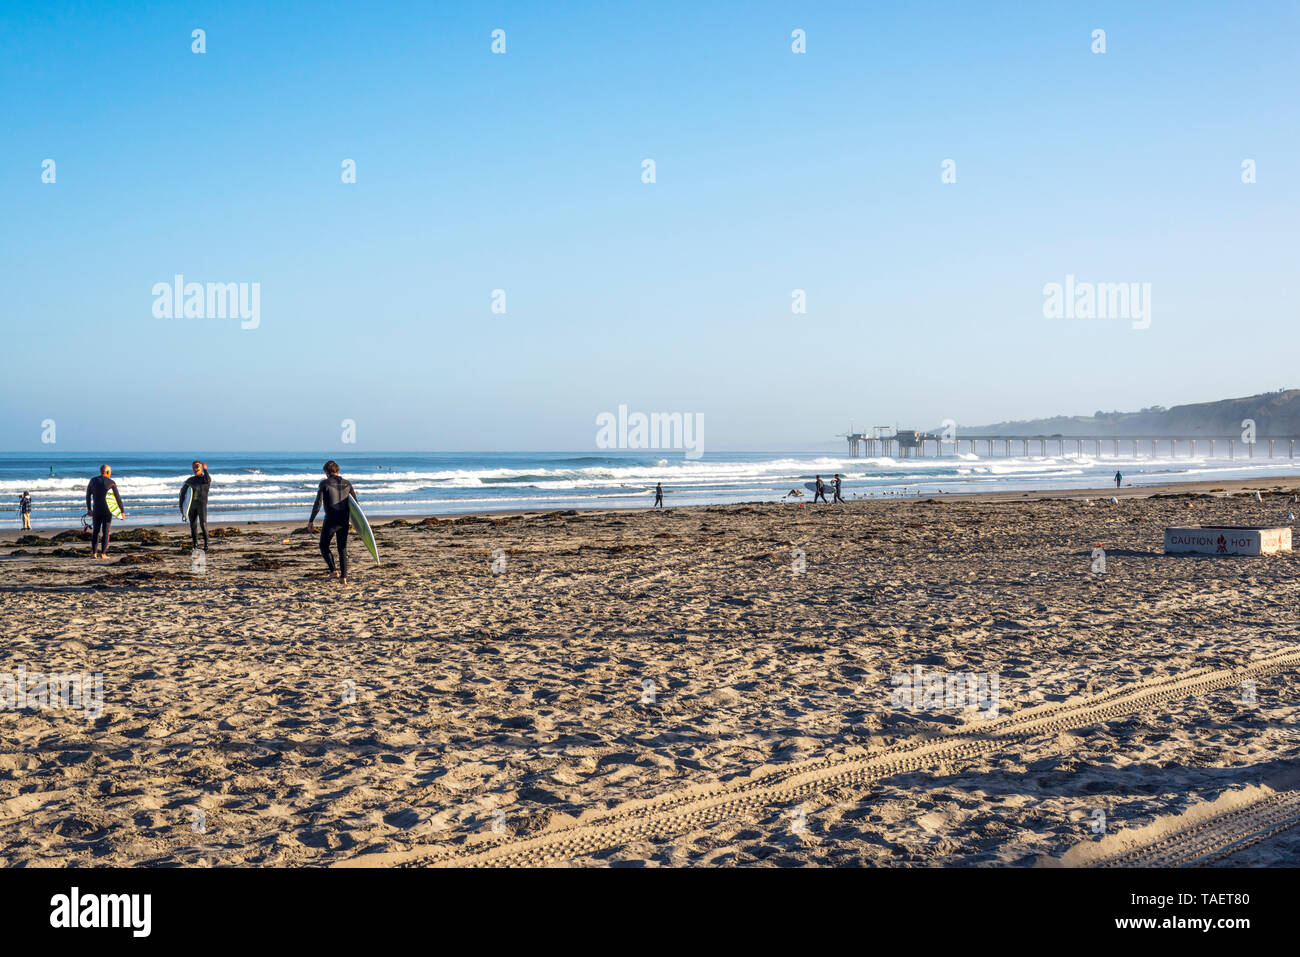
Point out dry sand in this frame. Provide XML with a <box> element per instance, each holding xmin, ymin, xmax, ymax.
<box><xmin>3</xmin><ymin>477</ymin><xmax>1300</xmax><ymax>867</ymax></box>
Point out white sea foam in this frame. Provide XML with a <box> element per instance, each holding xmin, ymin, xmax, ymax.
<box><xmin>5</xmin><ymin>452</ymin><xmax>1299</xmax><ymax>525</ymax></box>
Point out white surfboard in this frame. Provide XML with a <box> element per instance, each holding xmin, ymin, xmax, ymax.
<box><xmin>347</xmin><ymin>495</ymin><xmax>379</xmax><ymax>564</ymax></box>
<box><xmin>804</xmin><ymin>482</ymin><xmax>842</xmax><ymax>494</ymax></box>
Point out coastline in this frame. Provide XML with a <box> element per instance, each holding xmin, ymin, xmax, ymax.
<box><xmin>5</xmin><ymin>449</ymin><xmax>1299</xmax><ymax>531</ymax></box>
<box><xmin>4</xmin><ymin>474</ymin><xmax>1297</xmax><ymax>543</ymax></box>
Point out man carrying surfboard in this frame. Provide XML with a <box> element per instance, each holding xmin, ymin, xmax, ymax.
<box><xmin>308</xmin><ymin>460</ymin><xmax>356</xmax><ymax>583</ymax></box>
<box><xmin>85</xmin><ymin>464</ymin><xmax>125</xmax><ymax>559</ymax></box>
<box><xmin>812</xmin><ymin>475</ymin><xmax>828</xmax><ymax>504</ymax></box>
<box><xmin>180</xmin><ymin>461</ymin><xmax>212</xmax><ymax>550</ymax></box>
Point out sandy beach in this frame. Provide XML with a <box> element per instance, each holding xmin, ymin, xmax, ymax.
<box><xmin>3</xmin><ymin>476</ymin><xmax>1300</xmax><ymax>867</ymax></box>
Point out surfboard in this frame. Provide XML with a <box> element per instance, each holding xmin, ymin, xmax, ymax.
<box><xmin>347</xmin><ymin>495</ymin><xmax>379</xmax><ymax>564</ymax></box>
<box><xmin>106</xmin><ymin>489</ymin><xmax>123</xmax><ymax>519</ymax></box>
<box><xmin>803</xmin><ymin>482</ymin><xmax>842</xmax><ymax>494</ymax></box>
<box><xmin>180</xmin><ymin>485</ymin><xmax>193</xmax><ymax>521</ymax></box>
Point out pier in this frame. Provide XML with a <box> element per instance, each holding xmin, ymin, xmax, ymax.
<box><xmin>843</xmin><ymin>432</ymin><xmax>1300</xmax><ymax>460</ymax></box>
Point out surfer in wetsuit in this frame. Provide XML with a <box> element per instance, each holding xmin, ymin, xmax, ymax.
<box><xmin>832</xmin><ymin>474</ymin><xmax>844</xmax><ymax>504</ymax></box>
<box><xmin>813</xmin><ymin>475</ymin><xmax>828</xmax><ymax>503</ymax></box>
<box><xmin>308</xmin><ymin>460</ymin><xmax>356</xmax><ymax>584</ymax></box>
<box><xmin>653</xmin><ymin>482</ymin><xmax>664</xmax><ymax>508</ymax></box>
<box><xmin>85</xmin><ymin>464</ymin><xmax>125</xmax><ymax>558</ymax></box>
<box><xmin>181</xmin><ymin>461</ymin><xmax>212</xmax><ymax>550</ymax></box>
<box><xmin>1114</xmin><ymin>470</ymin><xmax>1122</xmax><ymax>489</ymax></box>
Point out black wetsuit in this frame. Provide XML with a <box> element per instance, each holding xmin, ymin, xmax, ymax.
<box><xmin>181</xmin><ymin>471</ymin><xmax>212</xmax><ymax>549</ymax></box>
<box><xmin>833</xmin><ymin>477</ymin><xmax>844</xmax><ymax>503</ymax></box>
<box><xmin>813</xmin><ymin>478</ymin><xmax>827</xmax><ymax>503</ymax></box>
<box><xmin>310</xmin><ymin>475</ymin><xmax>356</xmax><ymax>578</ymax></box>
<box><xmin>653</xmin><ymin>484</ymin><xmax>663</xmax><ymax>507</ymax></box>
<box><xmin>1115</xmin><ymin>472</ymin><xmax>1122</xmax><ymax>489</ymax></box>
<box><xmin>85</xmin><ymin>475</ymin><xmax>123</xmax><ymax>554</ymax></box>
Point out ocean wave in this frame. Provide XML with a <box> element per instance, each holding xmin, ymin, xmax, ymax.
<box><xmin>5</xmin><ymin>452</ymin><xmax>1299</xmax><ymax>526</ymax></box>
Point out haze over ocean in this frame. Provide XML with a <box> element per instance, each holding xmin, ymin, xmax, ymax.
<box><xmin>3</xmin><ymin>1</ymin><xmax>1298</xmax><ymax>453</ymax></box>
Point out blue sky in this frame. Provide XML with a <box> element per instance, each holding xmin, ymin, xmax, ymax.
<box><xmin>2</xmin><ymin>1</ymin><xmax>1296</xmax><ymax>451</ymax></box>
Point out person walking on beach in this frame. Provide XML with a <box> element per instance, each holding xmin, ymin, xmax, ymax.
<box><xmin>308</xmin><ymin>460</ymin><xmax>355</xmax><ymax>584</ymax></box>
<box><xmin>812</xmin><ymin>475</ymin><xmax>828</xmax><ymax>503</ymax></box>
<box><xmin>652</xmin><ymin>482</ymin><xmax>664</xmax><ymax>508</ymax></box>
<box><xmin>1114</xmin><ymin>470</ymin><xmax>1123</xmax><ymax>489</ymax></box>
<box><xmin>19</xmin><ymin>491</ymin><xmax>32</xmax><ymax>530</ymax></box>
<box><xmin>832</xmin><ymin>474</ymin><xmax>844</xmax><ymax>504</ymax></box>
<box><xmin>180</xmin><ymin>461</ymin><xmax>212</xmax><ymax>551</ymax></box>
<box><xmin>85</xmin><ymin>464</ymin><xmax>125</xmax><ymax>559</ymax></box>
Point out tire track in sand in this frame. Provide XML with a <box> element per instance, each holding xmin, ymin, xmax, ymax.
<box><xmin>1058</xmin><ymin>786</ymin><xmax>1300</xmax><ymax>868</ymax></box>
<box><xmin>335</xmin><ymin>648</ymin><xmax>1300</xmax><ymax>867</ymax></box>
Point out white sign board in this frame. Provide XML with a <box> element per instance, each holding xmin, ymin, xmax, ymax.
<box><xmin>1163</xmin><ymin>526</ymin><xmax>1292</xmax><ymax>556</ymax></box>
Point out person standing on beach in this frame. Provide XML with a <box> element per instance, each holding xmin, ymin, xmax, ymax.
<box><xmin>653</xmin><ymin>482</ymin><xmax>664</xmax><ymax>508</ymax></box>
<box><xmin>85</xmin><ymin>464</ymin><xmax>125</xmax><ymax>558</ymax></box>
<box><xmin>832</xmin><ymin>474</ymin><xmax>844</xmax><ymax>504</ymax></box>
<box><xmin>1114</xmin><ymin>470</ymin><xmax>1122</xmax><ymax>489</ymax></box>
<box><xmin>308</xmin><ymin>460</ymin><xmax>355</xmax><ymax>584</ymax></box>
<box><xmin>180</xmin><ymin>461</ymin><xmax>212</xmax><ymax>551</ymax></box>
<box><xmin>19</xmin><ymin>491</ymin><xmax>32</xmax><ymax>530</ymax></box>
<box><xmin>813</xmin><ymin>475</ymin><xmax>828</xmax><ymax>503</ymax></box>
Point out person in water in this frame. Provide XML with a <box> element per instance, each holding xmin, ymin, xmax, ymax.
<box><xmin>308</xmin><ymin>460</ymin><xmax>356</xmax><ymax>583</ymax></box>
<box><xmin>85</xmin><ymin>464</ymin><xmax>125</xmax><ymax>559</ymax></box>
<box><xmin>180</xmin><ymin>461</ymin><xmax>212</xmax><ymax>550</ymax></box>
<box><xmin>653</xmin><ymin>482</ymin><xmax>664</xmax><ymax>508</ymax></box>
<box><xmin>19</xmin><ymin>491</ymin><xmax>32</xmax><ymax>530</ymax></box>
<box><xmin>1114</xmin><ymin>470</ymin><xmax>1123</xmax><ymax>489</ymax></box>
<box><xmin>812</xmin><ymin>475</ymin><xmax>828</xmax><ymax>503</ymax></box>
<box><xmin>832</xmin><ymin>473</ymin><xmax>844</xmax><ymax>504</ymax></box>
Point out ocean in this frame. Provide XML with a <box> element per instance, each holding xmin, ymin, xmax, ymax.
<box><xmin>3</xmin><ymin>450</ymin><xmax>1299</xmax><ymax>528</ymax></box>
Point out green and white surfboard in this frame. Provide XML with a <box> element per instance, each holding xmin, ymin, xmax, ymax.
<box><xmin>347</xmin><ymin>495</ymin><xmax>379</xmax><ymax>564</ymax></box>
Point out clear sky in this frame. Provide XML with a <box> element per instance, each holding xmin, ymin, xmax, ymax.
<box><xmin>2</xmin><ymin>1</ymin><xmax>1296</xmax><ymax>451</ymax></box>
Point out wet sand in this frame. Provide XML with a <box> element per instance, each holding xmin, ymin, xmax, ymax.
<box><xmin>2</xmin><ymin>476</ymin><xmax>1300</xmax><ymax>867</ymax></box>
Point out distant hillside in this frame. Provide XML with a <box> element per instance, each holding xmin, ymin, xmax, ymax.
<box><xmin>957</xmin><ymin>390</ymin><xmax>1300</xmax><ymax>437</ymax></box>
